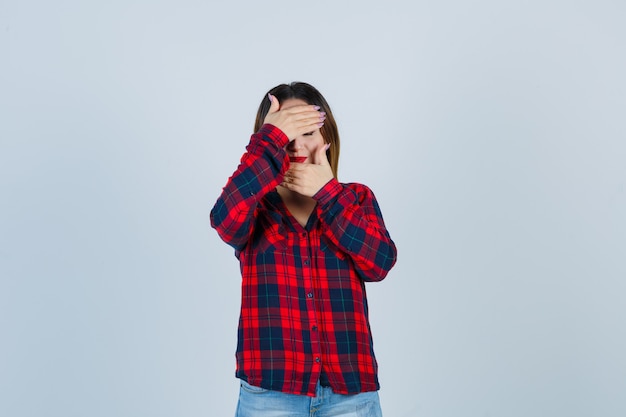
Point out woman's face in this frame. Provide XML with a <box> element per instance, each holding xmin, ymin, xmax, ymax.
<box><xmin>281</xmin><ymin>98</ymin><xmax>326</xmax><ymax>163</ymax></box>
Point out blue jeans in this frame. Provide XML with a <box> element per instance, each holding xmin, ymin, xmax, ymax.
<box><xmin>235</xmin><ymin>380</ymin><xmax>383</xmax><ymax>417</ymax></box>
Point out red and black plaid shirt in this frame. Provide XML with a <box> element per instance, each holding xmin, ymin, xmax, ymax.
<box><xmin>210</xmin><ymin>124</ymin><xmax>397</xmax><ymax>396</ymax></box>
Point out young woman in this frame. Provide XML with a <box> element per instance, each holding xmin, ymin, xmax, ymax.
<box><xmin>211</xmin><ymin>82</ymin><xmax>397</xmax><ymax>416</ymax></box>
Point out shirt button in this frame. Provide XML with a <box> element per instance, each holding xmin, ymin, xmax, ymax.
<box><xmin>301</xmin><ymin>232</ymin><xmax>307</xmax><ymax>237</ymax></box>
<box><xmin>307</xmin><ymin>292</ymin><xmax>313</xmax><ymax>299</ymax></box>
<box><xmin>303</xmin><ymin>259</ymin><xmax>310</xmax><ymax>266</ymax></box>
<box><xmin>315</xmin><ymin>357</ymin><xmax>321</xmax><ymax>363</ymax></box>
<box><xmin>312</xmin><ymin>326</ymin><xmax>318</xmax><ymax>331</ymax></box>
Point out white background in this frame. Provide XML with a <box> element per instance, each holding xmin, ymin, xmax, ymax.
<box><xmin>1</xmin><ymin>1</ymin><xmax>625</xmax><ymax>416</ymax></box>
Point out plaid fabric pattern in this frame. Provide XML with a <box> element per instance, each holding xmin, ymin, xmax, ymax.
<box><xmin>211</xmin><ymin>124</ymin><xmax>397</xmax><ymax>397</ymax></box>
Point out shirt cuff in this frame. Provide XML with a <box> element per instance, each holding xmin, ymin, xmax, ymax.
<box><xmin>313</xmin><ymin>178</ymin><xmax>342</xmax><ymax>206</ymax></box>
<box><xmin>259</xmin><ymin>124</ymin><xmax>289</xmax><ymax>148</ymax></box>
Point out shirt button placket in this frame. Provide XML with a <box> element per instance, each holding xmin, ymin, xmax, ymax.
<box><xmin>302</xmin><ymin>229</ymin><xmax>322</xmax><ymax>386</ymax></box>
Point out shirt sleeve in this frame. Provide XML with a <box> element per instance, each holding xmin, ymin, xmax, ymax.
<box><xmin>313</xmin><ymin>179</ymin><xmax>397</xmax><ymax>282</ymax></box>
<box><xmin>210</xmin><ymin>124</ymin><xmax>289</xmax><ymax>251</ymax></box>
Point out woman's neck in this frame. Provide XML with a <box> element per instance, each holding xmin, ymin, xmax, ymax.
<box><xmin>276</xmin><ymin>185</ymin><xmax>313</xmax><ymax>203</ymax></box>
<box><xmin>276</xmin><ymin>186</ymin><xmax>317</xmax><ymax>227</ymax></box>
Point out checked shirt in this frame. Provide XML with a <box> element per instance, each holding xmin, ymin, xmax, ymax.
<box><xmin>211</xmin><ymin>124</ymin><xmax>397</xmax><ymax>397</ymax></box>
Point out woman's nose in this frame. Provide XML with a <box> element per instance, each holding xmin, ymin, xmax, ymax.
<box><xmin>287</xmin><ymin>138</ymin><xmax>304</xmax><ymax>152</ymax></box>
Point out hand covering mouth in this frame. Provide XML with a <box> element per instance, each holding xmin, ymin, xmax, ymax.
<box><xmin>289</xmin><ymin>156</ymin><xmax>307</xmax><ymax>163</ymax></box>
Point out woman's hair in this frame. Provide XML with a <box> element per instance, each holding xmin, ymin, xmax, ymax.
<box><xmin>254</xmin><ymin>82</ymin><xmax>340</xmax><ymax>179</ymax></box>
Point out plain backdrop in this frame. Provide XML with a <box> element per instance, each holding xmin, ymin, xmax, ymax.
<box><xmin>1</xmin><ymin>1</ymin><xmax>625</xmax><ymax>416</ymax></box>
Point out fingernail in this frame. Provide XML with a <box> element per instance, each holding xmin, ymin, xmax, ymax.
<box><xmin>267</xmin><ymin>93</ymin><xmax>273</xmax><ymax>102</ymax></box>
<box><xmin>317</xmin><ymin>122</ymin><xmax>324</xmax><ymax>127</ymax></box>
<box><xmin>325</xmin><ymin>143</ymin><xmax>331</xmax><ymax>150</ymax></box>
<box><xmin>320</xmin><ymin>111</ymin><xmax>326</xmax><ymax>116</ymax></box>
<box><xmin>314</xmin><ymin>105</ymin><xmax>320</xmax><ymax>110</ymax></box>
<box><xmin>320</xmin><ymin>115</ymin><xmax>326</xmax><ymax>121</ymax></box>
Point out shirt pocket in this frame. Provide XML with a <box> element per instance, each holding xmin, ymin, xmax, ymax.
<box><xmin>319</xmin><ymin>235</ymin><xmax>347</xmax><ymax>261</ymax></box>
<box><xmin>251</xmin><ymin>209</ymin><xmax>287</xmax><ymax>254</ymax></box>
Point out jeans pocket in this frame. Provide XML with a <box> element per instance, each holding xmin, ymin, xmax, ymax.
<box><xmin>240</xmin><ymin>380</ymin><xmax>269</xmax><ymax>394</ymax></box>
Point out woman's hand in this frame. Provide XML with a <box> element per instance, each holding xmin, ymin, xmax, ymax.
<box><xmin>281</xmin><ymin>143</ymin><xmax>333</xmax><ymax>197</ymax></box>
<box><xmin>264</xmin><ymin>94</ymin><xmax>325</xmax><ymax>140</ymax></box>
